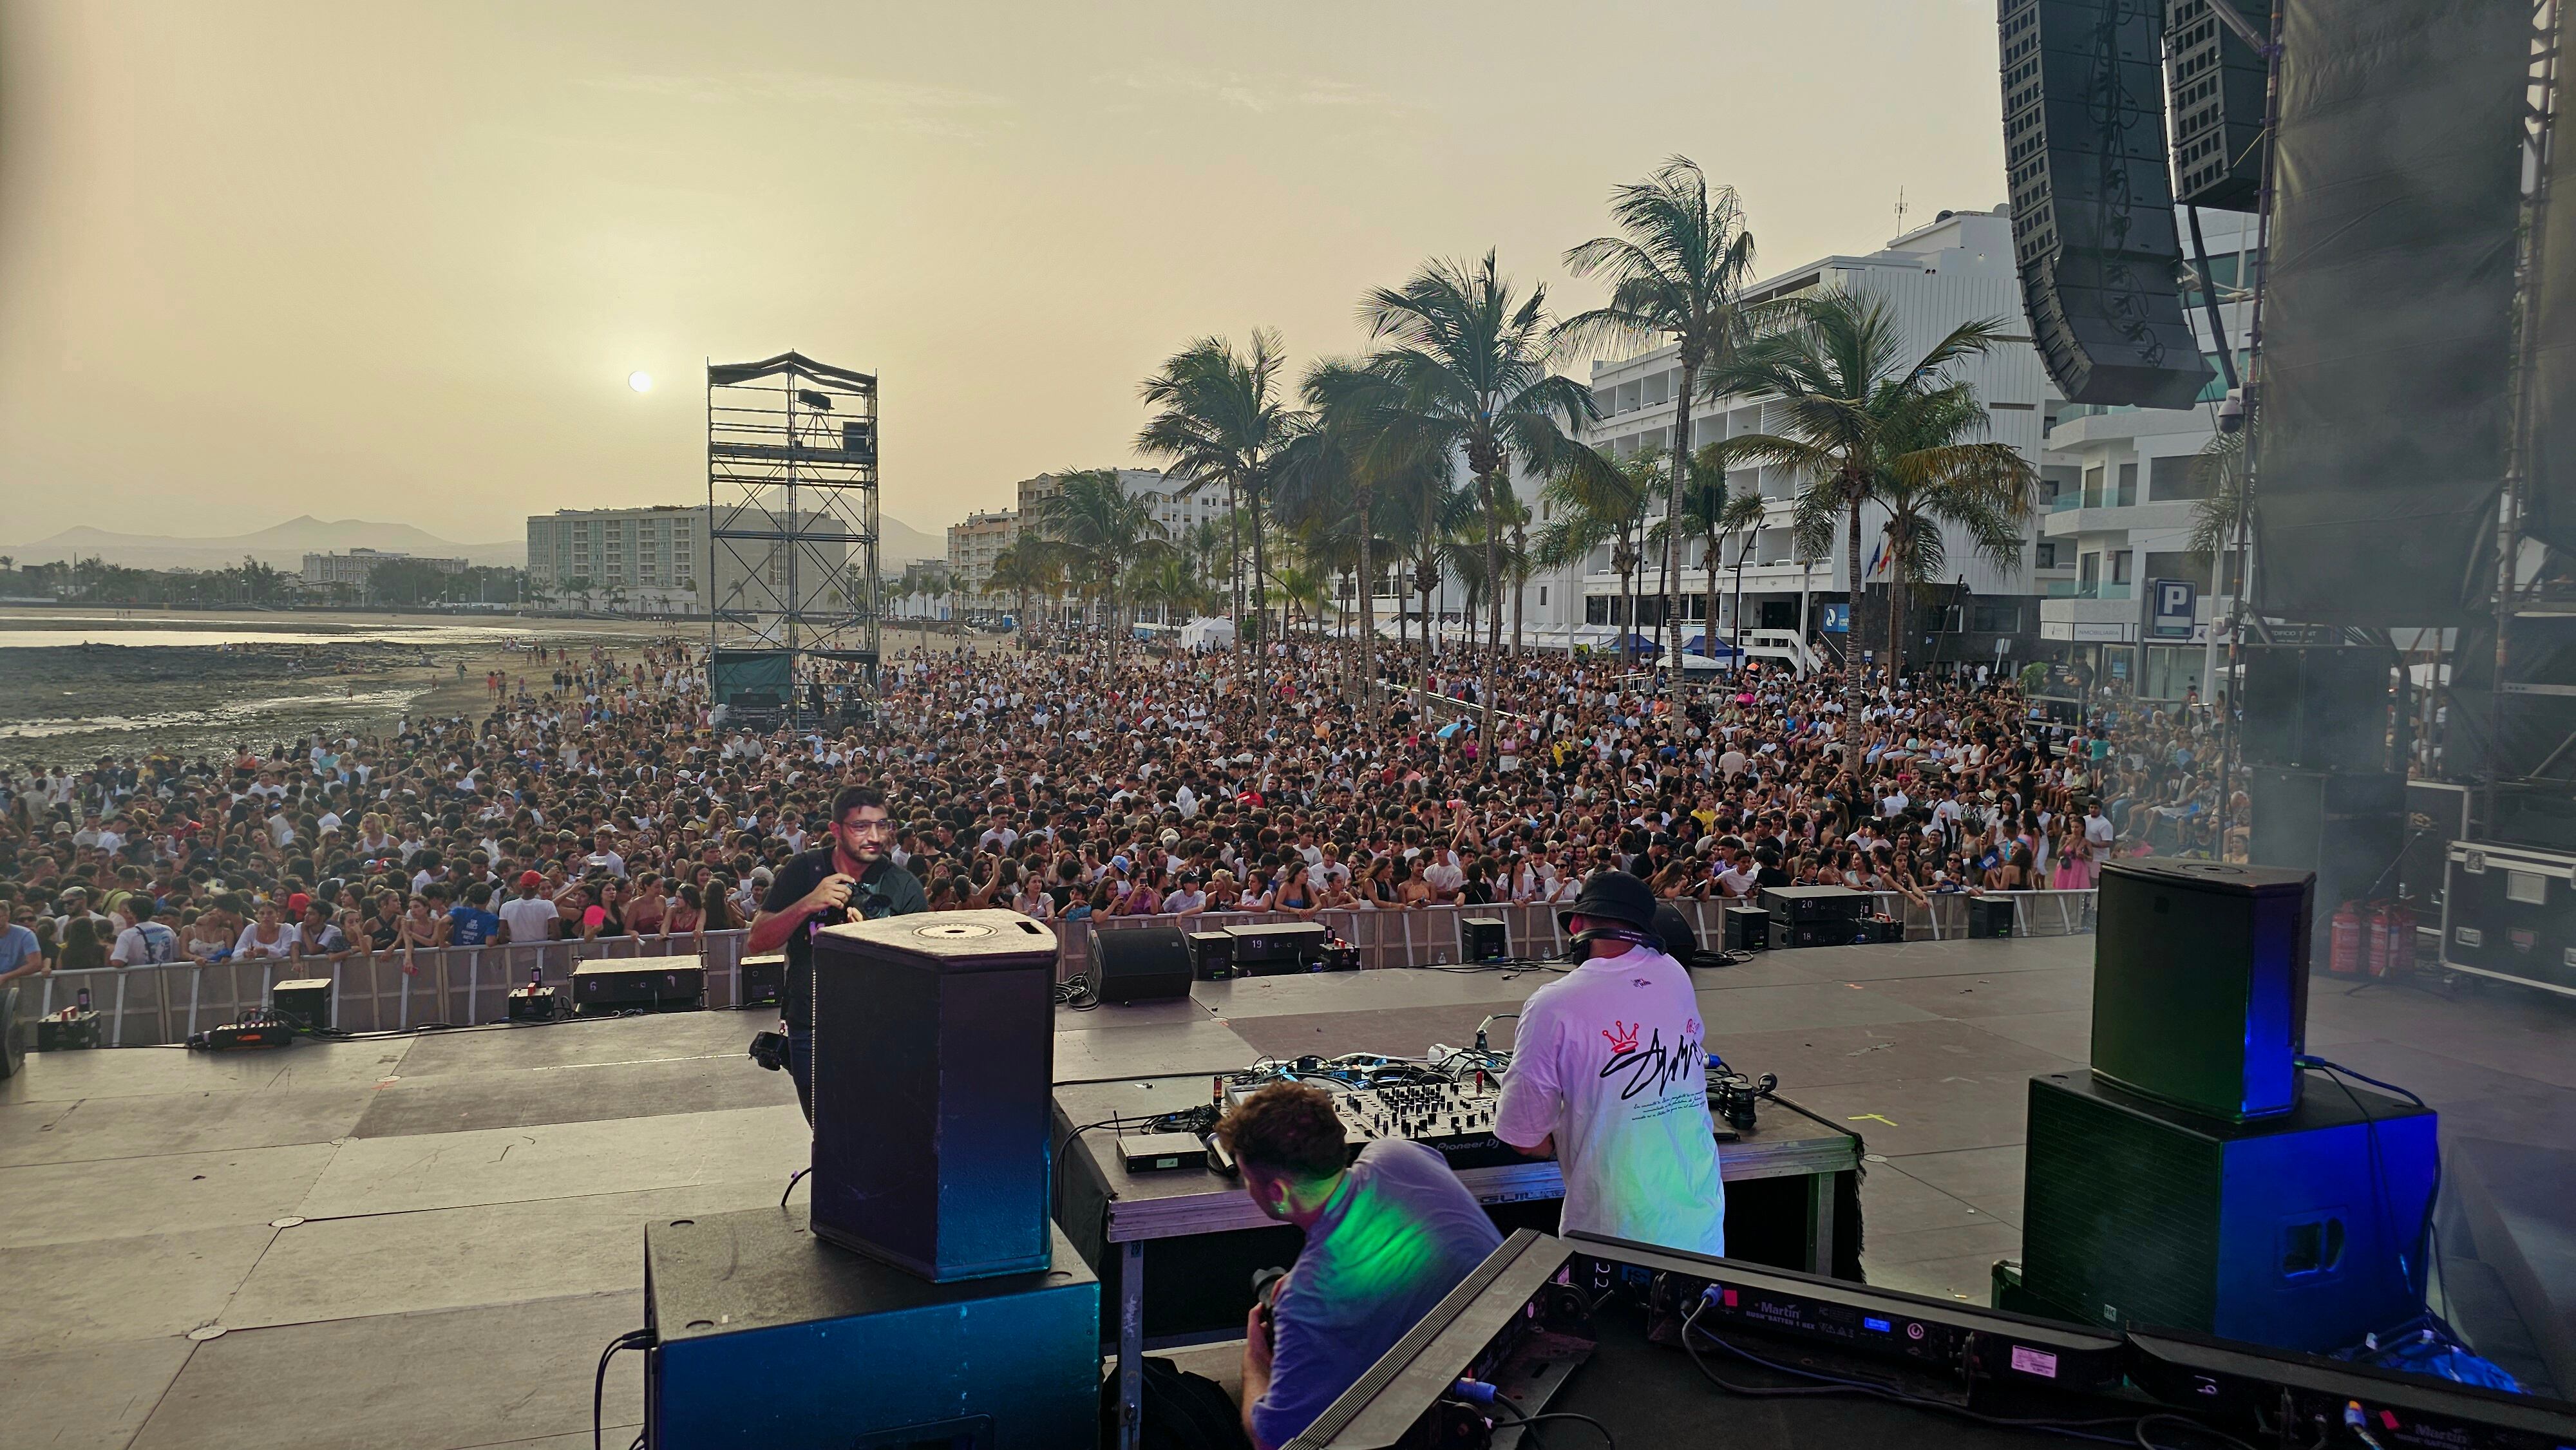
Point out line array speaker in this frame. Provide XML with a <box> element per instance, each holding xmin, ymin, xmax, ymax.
<box><xmin>1999</xmin><ymin>0</ymin><xmax>2214</xmax><ymax>408</ymax></box>
<box><xmin>2236</xmin><ymin>646</ymin><xmax>2394</xmax><ymax>772</ymax></box>
<box><xmin>2164</xmin><ymin>0</ymin><xmax>2267</xmax><ymax>210</ymax></box>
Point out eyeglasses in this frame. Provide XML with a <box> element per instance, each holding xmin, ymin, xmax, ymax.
<box><xmin>838</xmin><ymin>818</ymin><xmax>897</xmax><ymax>836</ymax></box>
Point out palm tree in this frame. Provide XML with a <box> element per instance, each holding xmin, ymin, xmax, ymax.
<box><xmin>1712</xmin><ymin>482</ymin><xmax>1768</xmax><ymax>659</ymax></box>
<box><xmin>1558</xmin><ymin>156</ymin><xmax>1761</xmax><ymax>707</ymax></box>
<box><xmin>1703</xmin><ymin>288</ymin><xmax>2018</xmax><ymax>716</ymax></box>
<box><xmin>1537</xmin><ymin>446</ymin><xmax>1658</xmax><ymax>661</ymax></box>
<box><xmin>1026</xmin><ymin>468</ymin><xmax>1164</xmax><ymax>664</ymax></box>
<box><xmin>1283</xmin><ymin>359</ymin><xmax>1454</xmax><ymax>715</ymax></box>
<box><xmin>1355</xmin><ymin>252</ymin><xmax>1604</xmax><ymax>731</ymax></box>
<box><xmin>1650</xmin><ymin>444</ymin><xmax>1768</xmax><ymax>661</ymax></box>
<box><xmin>986</xmin><ymin>544</ymin><xmax>1046</xmax><ymax>635</ymax></box>
<box><xmin>1136</xmin><ymin>332</ymin><xmax>1296</xmax><ymax>646</ymax></box>
<box><xmin>2186</xmin><ymin>428</ymin><xmax>2249</xmax><ymax>580</ymax></box>
<box><xmin>1833</xmin><ymin>387</ymin><xmax>2035</xmax><ymax>669</ymax></box>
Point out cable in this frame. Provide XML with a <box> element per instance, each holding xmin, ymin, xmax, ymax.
<box><xmin>593</xmin><ymin>1328</ymin><xmax>652</xmax><ymax>1450</ymax></box>
<box><xmin>780</xmin><ymin>1165</ymin><xmax>810</xmax><ymax>1207</ymax></box>
<box><xmin>1052</xmin><ymin>972</ymin><xmax>1100</xmax><ymax>1011</ymax></box>
<box><xmin>1480</xmin><ymin>1394</ymin><xmax>1618</xmax><ymax>1448</ymax></box>
<box><xmin>1679</xmin><ymin>1298</ymin><xmax>2139</xmax><ymax>1445</ymax></box>
<box><xmin>2297</xmin><ymin>1057</ymin><xmax>2440</xmax><ymax>1315</ymax></box>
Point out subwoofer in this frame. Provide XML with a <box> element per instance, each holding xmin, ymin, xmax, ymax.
<box><xmin>1650</xmin><ymin>902</ymin><xmax>1699</xmax><ymax>961</ymax></box>
<box><xmin>809</xmin><ymin>910</ymin><xmax>1059</xmax><ymax>1281</ymax></box>
<box><xmin>1092</xmin><ymin>925</ymin><xmax>1193</xmax><ymax>1003</ymax></box>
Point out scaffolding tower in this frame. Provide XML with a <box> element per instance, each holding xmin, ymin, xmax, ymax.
<box><xmin>705</xmin><ymin>352</ymin><xmax>881</xmax><ymax>721</ymax></box>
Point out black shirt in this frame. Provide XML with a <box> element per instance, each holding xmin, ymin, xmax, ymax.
<box><xmin>761</xmin><ymin>848</ymin><xmax>929</xmax><ymax>1028</ymax></box>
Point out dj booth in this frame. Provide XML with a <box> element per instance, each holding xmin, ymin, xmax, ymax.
<box><xmin>1051</xmin><ymin>1074</ymin><xmax>1862</xmax><ymax>1450</ymax></box>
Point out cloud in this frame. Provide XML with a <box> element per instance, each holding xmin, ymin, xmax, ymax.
<box><xmin>1097</xmin><ymin>70</ymin><xmax>1418</xmax><ymax>118</ymax></box>
<box><xmin>581</xmin><ymin>73</ymin><xmax>1016</xmax><ymax>138</ymax></box>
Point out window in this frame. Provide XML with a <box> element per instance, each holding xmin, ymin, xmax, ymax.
<box><xmin>2116</xmin><ymin>463</ymin><xmax>2138</xmax><ymax>507</ymax></box>
<box><xmin>1537</xmin><ymin>586</ymin><xmax>1548</xmax><ymax>606</ymax></box>
<box><xmin>2110</xmin><ymin>551</ymin><xmax>2133</xmax><ymax>585</ymax></box>
<box><xmin>2080</xmin><ymin>553</ymin><xmax>2101</xmax><ymax>587</ymax></box>
<box><xmin>2150</xmin><ymin>454</ymin><xmax>2215</xmax><ymax>501</ymax></box>
<box><xmin>1971</xmin><ymin>602</ymin><xmax>2021</xmax><ymax>634</ymax></box>
<box><xmin>2037</xmin><ymin>541</ymin><xmax>2060</xmax><ymax>569</ymax></box>
<box><xmin>2083</xmin><ymin>466</ymin><xmax>2105</xmax><ymax>508</ymax></box>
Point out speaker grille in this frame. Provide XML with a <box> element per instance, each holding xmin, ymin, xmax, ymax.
<box><xmin>2023</xmin><ymin>1075</ymin><xmax>2221</xmax><ymax>1330</ymax></box>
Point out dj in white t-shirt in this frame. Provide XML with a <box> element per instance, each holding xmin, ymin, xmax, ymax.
<box><xmin>1495</xmin><ymin>871</ymin><xmax>1725</xmax><ymax>1256</ymax></box>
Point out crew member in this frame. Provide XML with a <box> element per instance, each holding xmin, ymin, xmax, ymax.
<box><xmin>1221</xmin><ymin>1082</ymin><xmax>1502</xmax><ymax>1450</ymax></box>
<box><xmin>1493</xmin><ymin>869</ymin><xmax>1725</xmax><ymax>1254</ymax></box>
<box><xmin>745</xmin><ymin>784</ymin><xmax>926</xmax><ymax>1121</ymax></box>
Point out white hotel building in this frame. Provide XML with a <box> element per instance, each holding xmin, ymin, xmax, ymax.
<box><xmin>1379</xmin><ymin>202</ymin><xmax>2251</xmax><ymax>695</ymax></box>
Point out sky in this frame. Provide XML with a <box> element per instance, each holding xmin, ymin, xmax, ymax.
<box><xmin>0</xmin><ymin>0</ymin><xmax>2009</xmax><ymax>550</ymax></box>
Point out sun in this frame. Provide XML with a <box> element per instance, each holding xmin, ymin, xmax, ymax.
<box><xmin>628</xmin><ymin>371</ymin><xmax>653</xmax><ymax>393</ymax></box>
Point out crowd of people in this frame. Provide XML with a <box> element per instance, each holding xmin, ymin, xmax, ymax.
<box><xmin>0</xmin><ymin>628</ymin><xmax>2230</xmax><ymax>988</ymax></box>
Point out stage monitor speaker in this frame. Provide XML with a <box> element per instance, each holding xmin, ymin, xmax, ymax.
<box><xmin>1092</xmin><ymin>927</ymin><xmax>1193</xmax><ymax>1003</ymax></box>
<box><xmin>2164</xmin><ymin>0</ymin><xmax>2267</xmax><ymax>209</ymax></box>
<box><xmin>2093</xmin><ymin>858</ymin><xmax>2311</xmax><ymax>1120</ymax></box>
<box><xmin>1999</xmin><ymin>0</ymin><xmax>2214</xmax><ymax>408</ymax></box>
<box><xmin>2022</xmin><ymin>1068</ymin><xmax>2435</xmax><ymax>1353</ymax></box>
<box><xmin>269</xmin><ymin>978</ymin><xmax>332</xmax><ymax>1033</ymax></box>
<box><xmin>2402</xmin><ymin>780</ymin><xmax>2476</xmax><ymax>905</ymax></box>
<box><xmin>1722</xmin><ymin>903</ymin><xmax>1771</xmax><ymax>952</ymax></box>
<box><xmin>2253</xmin><ymin>0</ymin><xmax>2528</xmax><ymax>625</ymax></box>
<box><xmin>2237</xmin><ymin>646</ymin><xmax>2394</xmax><ymax>771</ymax></box>
<box><xmin>1183</xmin><ymin>929</ymin><xmax>1236</xmax><ymax>981</ymax></box>
<box><xmin>810</xmin><ymin>910</ymin><xmax>1058</xmax><ymax>1282</ymax></box>
<box><xmin>0</xmin><ymin>984</ymin><xmax>21</xmax><ymax>1079</ymax></box>
<box><xmin>1460</xmin><ymin>917</ymin><xmax>1510</xmax><ymax>963</ymax></box>
<box><xmin>1650</xmin><ymin>902</ymin><xmax>1699</xmax><ymax>961</ymax></box>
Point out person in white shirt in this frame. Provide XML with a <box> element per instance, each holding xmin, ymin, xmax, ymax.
<box><xmin>108</xmin><ymin>896</ymin><xmax>182</xmax><ymax>966</ymax></box>
<box><xmin>2083</xmin><ymin>802</ymin><xmax>2116</xmax><ymax>848</ymax></box>
<box><xmin>1494</xmin><ymin>869</ymin><xmax>1725</xmax><ymax>1256</ymax></box>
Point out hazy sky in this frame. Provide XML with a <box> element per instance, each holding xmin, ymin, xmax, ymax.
<box><xmin>0</xmin><ymin>0</ymin><xmax>2008</xmax><ymax>547</ymax></box>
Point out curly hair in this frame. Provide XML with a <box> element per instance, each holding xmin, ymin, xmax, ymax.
<box><xmin>1213</xmin><ymin>1082</ymin><xmax>1347</xmax><ymax>1181</ymax></box>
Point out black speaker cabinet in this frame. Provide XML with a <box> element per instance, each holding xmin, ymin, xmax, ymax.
<box><xmin>2401</xmin><ymin>780</ymin><xmax>2476</xmax><ymax>906</ymax></box>
<box><xmin>1761</xmin><ymin>885</ymin><xmax>1868</xmax><ymax>923</ymax></box>
<box><xmin>1094</xmin><ymin>927</ymin><xmax>1193</xmax><ymax>1003</ymax></box>
<box><xmin>2441</xmin><ymin>839</ymin><xmax>2576</xmax><ymax>998</ymax></box>
<box><xmin>1967</xmin><ymin>895</ymin><xmax>2017</xmax><ymax>939</ymax></box>
<box><xmin>1226</xmin><ymin>921</ymin><xmax>1328</xmax><ymax>970</ymax></box>
<box><xmin>1650</xmin><ymin>902</ymin><xmax>1698</xmax><ymax>961</ymax></box>
<box><xmin>1722</xmin><ymin>904</ymin><xmax>1771</xmax><ymax>952</ymax></box>
<box><xmin>2491</xmin><ymin>780</ymin><xmax>2576</xmax><ymax>852</ymax></box>
<box><xmin>1184</xmin><ymin>930</ymin><xmax>1236</xmax><ymax>981</ymax></box>
<box><xmin>810</xmin><ymin>910</ymin><xmax>1059</xmax><ymax>1281</ymax></box>
<box><xmin>0</xmin><ymin>984</ymin><xmax>21</xmax><ymax>1079</ymax></box>
<box><xmin>738</xmin><ymin>952</ymin><xmax>784</xmax><ymax>1008</ymax></box>
<box><xmin>2239</xmin><ymin>648</ymin><xmax>2394</xmax><ymax>772</ymax></box>
<box><xmin>2092</xmin><ymin>859</ymin><xmax>2311</xmax><ymax>1122</ymax></box>
<box><xmin>2022</xmin><ymin>1069</ymin><xmax>2434</xmax><ymax>1354</ymax></box>
<box><xmin>270</xmin><ymin>977</ymin><xmax>332</xmax><ymax>1033</ymax></box>
<box><xmin>643</xmin><ymin>1208</ymin><xmax>1098</xmax><ymax>1449</ymax></box>
<box><xmin>573</xmin><ymin>959</ymin><xmax>706</xmax><ymax>1014</ymax></box>
<box><xmin>2248</xmin><ymin>767</ymin><xmax>2401</xmax><ymax>963</ymax></box>
<box><xmin>1459</xmin><ymin>917</ymin><xmax>1509</xmax><ymax>963</ymax></box>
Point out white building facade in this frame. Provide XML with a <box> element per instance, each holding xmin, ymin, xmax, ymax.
<box><xmin>1526</xmin><ymin>205</ymin><xmax>2075</xmax><ymax>666</ymax></box>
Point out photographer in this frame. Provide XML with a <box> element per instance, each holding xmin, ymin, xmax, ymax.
<box><xmin>745</xmin><ymin>784</ymin><xmax>925</xmax><ymax>1122</ymax></box>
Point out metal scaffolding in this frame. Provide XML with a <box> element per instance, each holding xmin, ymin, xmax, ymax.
<box><xmin>705</xmin><ymin>351</ymin><xmax>881</xmax><ymax>718</ymax></box>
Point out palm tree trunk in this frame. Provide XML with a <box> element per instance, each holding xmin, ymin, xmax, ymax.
<box><xmin>1357</xmin><ymin>492</ymin><xmax>1376</xmax><ymax>719</ymax></box>
<box><xmin>1248</xmin><ymin>491</ymin><xmax>1270</xmax><ymax>648</ymax></box>
<box><xmin>1665</xmin><ymin>377</ymin><xmax>1694</xmax><ymax>714</ymax></box>
<box><xmin>1733</xmin><ymin>541</ymin><xmax>1748</xmax><ymax>669</ymax></box>
<box><xmin>1703</xmin><ymin>524</ymin><xmax>1720</xmax><ymax>670</ymax></box>
<box><xmin>1511</xmin><ymin>523</ymin><xmax>1527</xmax><ymax>657</ymax></box>
<box><xmin>1481</xmin><ymin>471</ymin><xmax>1501</xmax><ymax>739</ymax></box>
<box><xmin>1886</xmin><ymin>516</ymin><xmax>1909</xmax><ymax>680</ymax></box>
<box><xmin>1227</xmin><ymin>483</ymin><xmax>1245</xmax><ymax>646</ymax></box>
<box><xmin>1844</xmin><ymin>475</ymin><xmax>1865</xmax><ymax>723</ymax></box>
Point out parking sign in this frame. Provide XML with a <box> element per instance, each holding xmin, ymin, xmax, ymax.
<box><xmin>2150</xmin><ymin>579</ymin><xmax>2197</xmax><ymax>639</ymax></box>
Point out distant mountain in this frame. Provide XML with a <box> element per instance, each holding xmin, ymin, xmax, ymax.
<box><xmin>6</xmin><ymin>511</ymin><xmax>949</xmax><ymax>576</ymax></box>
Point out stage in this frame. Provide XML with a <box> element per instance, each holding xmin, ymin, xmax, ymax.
<box><xmin>5</xmin><ymin>933</ymin><xmax>2572</xmax><ymax>1449</ymax></box>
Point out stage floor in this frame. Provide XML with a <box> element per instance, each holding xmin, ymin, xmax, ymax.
<box><xmin>6</xmin><ymin>934</ymin><xmax>2572</xmax><ymax>1449</ymax></box>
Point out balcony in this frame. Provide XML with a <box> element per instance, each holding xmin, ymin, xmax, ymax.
<box><xmin>2041</xmin><ymin>498</ymin><xmax>2197</xmax><ymax>539</ymax></box>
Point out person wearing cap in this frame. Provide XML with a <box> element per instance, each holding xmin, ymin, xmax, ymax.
<box><xmin>1492</xmin><ymin>869</ymin><xmax>1725</xmax><ymax>1256</ymax></box>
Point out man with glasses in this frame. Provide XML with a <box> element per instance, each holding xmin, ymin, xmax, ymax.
<box><xmin>746</xmin><ymin>784</ymin><xmax>926</xmax><ymax>1122</ymax></box>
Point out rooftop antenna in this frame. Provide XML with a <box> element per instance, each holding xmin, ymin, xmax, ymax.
<box><xmin>1894</xmin><ymin>185</ymin><xmax>1910</xmax><ymax>233</ymax></box>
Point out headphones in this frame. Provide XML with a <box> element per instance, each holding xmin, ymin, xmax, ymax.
<box><xmin>1561</xmin><ymin>923</ymin><xmax>1660</xmax><ymax>960</ymax></box>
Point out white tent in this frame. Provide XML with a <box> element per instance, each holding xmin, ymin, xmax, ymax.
<box><xmin>1177</xmin><ymin>616</ymin><xmax>1236</xmax><ymax>650</ymax></box>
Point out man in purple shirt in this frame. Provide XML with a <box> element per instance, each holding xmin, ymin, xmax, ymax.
<box><xmin>1217</xmin><ymin>1083</ymin><xmax>1504</xmax><ymax>1450</ymax></box>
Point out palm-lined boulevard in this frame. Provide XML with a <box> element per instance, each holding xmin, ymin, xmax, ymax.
<box><xmin>992</xmin><ymin>156</ymin><xmax>2035</xmax><ymax>730</ymax></box>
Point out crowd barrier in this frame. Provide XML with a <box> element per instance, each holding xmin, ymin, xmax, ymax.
<box><xmin>5</xmin><ymin>890</ymin><xmax>2098</xmax><ymax>1049</ymax></box>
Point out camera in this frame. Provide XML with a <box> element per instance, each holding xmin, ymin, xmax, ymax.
<box><xmin>748</xmin><ymin>1030</ymin><xmax>789</xmax><ymax>1072</ymax></box>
